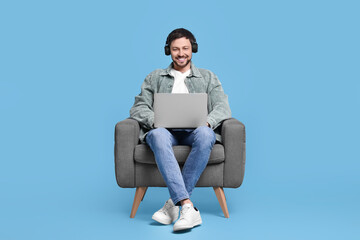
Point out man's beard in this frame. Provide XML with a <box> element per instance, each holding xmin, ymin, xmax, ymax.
<box><xmin>173</xmin><ymin>57</ymin><xmax>191</xmax><ymax>69</ymax></box>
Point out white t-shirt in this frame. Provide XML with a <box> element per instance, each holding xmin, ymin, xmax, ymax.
<box><xmin>170</xmin><ymin>68</ymin><xmax>191</xmax><ymax>93</ymax></box>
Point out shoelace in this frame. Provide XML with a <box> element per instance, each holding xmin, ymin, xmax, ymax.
<box><xmin>179</xmin><ymin>205</ymin><xmax>191</xmax><ymax>219</ymax></box>
<box><xmin>159</xmin><ymin>201</ymin><xmax>172</xmax><ymax>214</ymax></box>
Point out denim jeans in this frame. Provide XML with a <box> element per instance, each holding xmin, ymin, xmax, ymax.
<box><xmin>146</xmin><ymin>126</ymin><xmax>216</xmax><ymax>206</ymax></box>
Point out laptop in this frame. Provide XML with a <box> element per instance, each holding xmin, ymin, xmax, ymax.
<box><xmin>154</xmin><ymin>93</ymin><xmax>208</xmax><ymax>128</ymax></box>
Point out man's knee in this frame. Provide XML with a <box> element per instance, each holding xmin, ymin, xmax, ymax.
<box><xmin>146</xmin><ymin>128</ymin><xmax>171</xmax><ymax>145</ymax></box>
<box><xmin>193</xmin><ymin>126</ymin><xmax>216</xmax><ymax>145</ymax></box>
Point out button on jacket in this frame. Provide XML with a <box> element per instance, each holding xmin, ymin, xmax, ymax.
<box><xmin>130</xmin><ymin>61</ymin><xmax>232</xmax><ymax>143</ymax></box>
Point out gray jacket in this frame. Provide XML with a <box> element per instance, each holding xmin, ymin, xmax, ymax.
<box><xmin>130</xmin><ymin>61</ymin><xmax>232</xmax><ymax>143</ymax></box>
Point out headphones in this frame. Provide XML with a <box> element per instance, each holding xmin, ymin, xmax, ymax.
<box><xmin>164</xmin><ymin>36</ymin><xmax>198</xmax><ymax>56</ymax></box>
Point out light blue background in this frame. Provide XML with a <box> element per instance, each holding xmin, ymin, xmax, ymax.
<box><xmin>1</xmin><ymin>0</ymin><xmax>359</xmax><ymax>239</ymax></box>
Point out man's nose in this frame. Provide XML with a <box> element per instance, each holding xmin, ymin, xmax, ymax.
<box><xmin>178</xmin><ymin>49</ymin><xmax>184</xmax><ymax>56</ymax></box>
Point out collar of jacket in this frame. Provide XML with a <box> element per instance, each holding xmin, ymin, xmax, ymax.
<box><xmin>159</xmin><ymin>61</ymin><xmax>202</xmax><ymax>78</ymax></box>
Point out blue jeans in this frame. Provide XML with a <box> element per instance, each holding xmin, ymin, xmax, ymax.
<box><xmin>146</xmin><ymin>126</ymin><xmax>216</xmax><ymax>206</ymax></box>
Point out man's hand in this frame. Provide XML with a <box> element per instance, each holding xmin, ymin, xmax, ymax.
<box><xmin>207</xmin><ymin>122</ymin><xmax>210</xmax><ymax>127</ymax></box>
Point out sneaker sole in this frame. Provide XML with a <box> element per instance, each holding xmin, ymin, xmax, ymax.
<box><xmin>152</xmin><ymin>215</ymin><xmax>174</xmax><ymax>225</ymax></box>
<box><xmin>173</xmin><ymin>219</ymin><xmax>202</xmax><ymax>231</ymax></box>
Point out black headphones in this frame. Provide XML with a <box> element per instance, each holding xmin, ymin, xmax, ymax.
<box><xmin>164</xmin><ymin>40</ymin><xmax>198</xmax><ymax>56</ymax></box>
<box><xmin>164</xmin><ymin>33</ymin><xmax>198</xmax><ymax>56</ymax></box>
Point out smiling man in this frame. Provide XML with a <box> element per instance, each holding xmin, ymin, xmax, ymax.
<box><xmin>130</xmin><ymin>28</ymin><xmax>231</xmax><ymax>231</ymax></box>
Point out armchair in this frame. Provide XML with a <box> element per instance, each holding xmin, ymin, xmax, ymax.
<box><xmin>114</xmin><ymin>118</ymin><xmax>246</xmax><ymax>218</ymax></box>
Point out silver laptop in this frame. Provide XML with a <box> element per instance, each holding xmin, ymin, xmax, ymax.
<box><xmin>154</xmin><ymin>93</ymin><xmax>208</xmax><ymax>128</ymax></box>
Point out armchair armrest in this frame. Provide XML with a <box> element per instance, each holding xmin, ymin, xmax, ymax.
<box><xmin>114</xmin><ymin>118</ymin><xmax>140</xmax><ymax>188</ymax></box>
<box><xmin>221</xmin><ymin>118</ymin><xmax>246</xmax><ymax>188</ymax></box>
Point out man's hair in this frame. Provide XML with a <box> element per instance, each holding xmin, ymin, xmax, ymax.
<box><xmin>164</xmin><ymin>28</ymin><xmax>198</xmax><ymax>55</ymax></box>
<box><xmin>166</xmin><ymin>28</ymin><xmax>197</xmax><ymax>46</ymax></box>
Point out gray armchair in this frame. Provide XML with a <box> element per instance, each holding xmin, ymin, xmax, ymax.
<box><xmin>114</xmin><ymin>118</ymin><xmax>246</xmax><ymax>218</ymax></box>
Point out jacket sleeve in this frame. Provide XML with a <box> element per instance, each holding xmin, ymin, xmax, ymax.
<box><xmin>129</xmin><ymin>74</ymin><xmax>155</xmax><ymax>130</ymax></box>
<box><xmin>207</xmin><ymin>73</ymin><xmax>232</xmax><ymax>129</ymax></box>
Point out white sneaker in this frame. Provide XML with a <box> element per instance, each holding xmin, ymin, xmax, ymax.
<box><xmin>152</xmin><ymin>199</ymin><xmax>180</xmax><ymax>225</ymax></box>
<box><xmin>173</xmin><ymin>203</ymin><xmax>202</xmax><ymax>231</ymax></box>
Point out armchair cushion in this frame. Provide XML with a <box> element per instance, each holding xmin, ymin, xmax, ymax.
<box><xmin>134</xmin><ymin>144</ymin><xmax>225</xmax><ymax>165</ymax></box>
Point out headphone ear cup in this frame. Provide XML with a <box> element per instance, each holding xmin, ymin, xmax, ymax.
<box><xmin>164</xmin><ymin>45</ymin><xmax>170</xmax><ymax>55</ymax></box>
<box><xmin>192</xmin><ymin>42</ymin><xmax>198</xmax><ymax>53</ymax></box>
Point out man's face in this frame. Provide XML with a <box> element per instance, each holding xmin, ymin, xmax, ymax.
<box><xmin>170</xmin><ymin>37</ymin><xmax>192</xmax><ymax>72</ymax></box>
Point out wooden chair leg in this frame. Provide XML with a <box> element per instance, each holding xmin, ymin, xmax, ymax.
<box><xmin>130</xmin><ymin>187</ymin><xmax>148</xmax><ymax>218</ymax></box>
<box><xmin>141</xmin><ymin>187</ymin><xmax>148</xmax><ymax>201</ymax></box>
<box><xmin>213</xmin><ymin>187</ymin><xmax>230</xmax><ymax>218</ymax></box>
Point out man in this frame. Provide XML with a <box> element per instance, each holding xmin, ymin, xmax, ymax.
<box><xmin>130</xmin><ymin>28</ymin><xmax>231</xmax><ymax>231</ymax></box>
